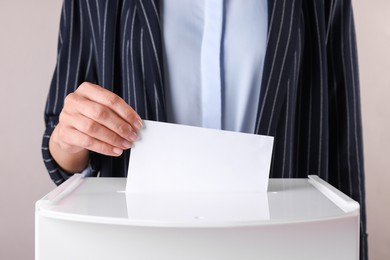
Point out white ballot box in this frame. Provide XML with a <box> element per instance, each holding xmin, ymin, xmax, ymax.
<box><xmin>35</xmin><ymin>175</ymin><xmax>359</xmax><ymax>260</ymax></box>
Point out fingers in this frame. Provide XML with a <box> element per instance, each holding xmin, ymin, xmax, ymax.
<box><xmin>63</xmin><ymin>109</ymin><xmax>131</xmax><ymax>144</ymax></box>
<box><xmin>64</xmin><ymin>93</ymin><xmax>138</xmax><ymax>143</ymax></box>
<box><xmin>76</xmin><ymin>82</ymin><xmax>143</xmax><ymax>129</ymax></box>
<box><xmin>57</xmin><ymin>122</ymin><xmax>125</xmax><ymax>157</ymax></box>
<box><xmin>56</xmin><ymin>82</ymin><xmax>143</xmax><ymax>156</ymax></box>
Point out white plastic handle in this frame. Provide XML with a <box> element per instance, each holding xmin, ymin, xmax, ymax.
<box><xmin>308</xmin><ymin>175</ymin><xmax>360</xmax><ymax>213</ymax></box>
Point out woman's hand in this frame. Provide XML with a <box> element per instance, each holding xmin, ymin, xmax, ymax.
<box><xmin>49</xmin><ymin>82</ymin><xmax>142</xmax><ymax>173</ymax></box>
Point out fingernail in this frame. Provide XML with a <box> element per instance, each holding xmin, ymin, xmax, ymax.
<box><xmin>128</xmin><ymin>131</ymin><xmax>138</xmax><ymax>142</ymax></box>
<box><xmin>123</xmin><ymin>140</ymin><xmax>132</xmax><ymax>149</ymax></box>
<box><xmin>133</xmin><ymin>119</ymin><xmax>143</xmax><ymax>131</ymax></box>
<box><xmin>113</xmin><ymin>147</ymin><xmax>123</xmax><ymax>155</ymax></box>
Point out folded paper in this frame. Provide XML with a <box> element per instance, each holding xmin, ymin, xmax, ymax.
<box><xmin>126</xmin><ymin>120</ymin><xmax>274</xmax><ymax>193</ymax></box>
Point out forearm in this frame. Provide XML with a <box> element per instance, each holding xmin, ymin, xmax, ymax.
<box><xmin>49</xmin><ymin>126</ymin><xmax>89</xmax><ymax>174</ymax></box>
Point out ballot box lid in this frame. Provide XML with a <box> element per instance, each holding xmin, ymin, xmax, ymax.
<box><xmin>36</xmin><ymin>175</ymin><xmax>359</xmax><ymax>227</ymax></box>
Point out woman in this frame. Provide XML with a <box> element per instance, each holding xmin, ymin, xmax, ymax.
<box><xmin>42</xmin><ymin>1</ymin><xmax>367</xmax><ymax>258</ymax></box>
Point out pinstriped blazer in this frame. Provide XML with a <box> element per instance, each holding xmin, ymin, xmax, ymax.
<box><xmin>42</xmin><ymin>0</ymin><xmax>367</xmax><ymax>258</ymax></box>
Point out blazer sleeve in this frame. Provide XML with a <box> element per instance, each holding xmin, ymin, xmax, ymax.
<box><xmin>327</xmin><ymin>1</ymin><xmax>367</xmax><ymax>259</ymax></box>
<box><xmin>41</xmin><ymin>0</ymin><xmax>99</xmax><ymax>185</ymax></box>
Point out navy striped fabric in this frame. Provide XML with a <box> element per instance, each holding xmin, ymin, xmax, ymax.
<box><xmin>42</xmin><ymin>1</ymin><xmax>367</xmax><ymax>258</ymax></box>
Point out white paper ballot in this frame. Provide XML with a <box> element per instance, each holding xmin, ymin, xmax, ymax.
<box><xmin>126</xmin><ymin>120</ymin><xmax>274</xmax><ymax>193</ymax></box>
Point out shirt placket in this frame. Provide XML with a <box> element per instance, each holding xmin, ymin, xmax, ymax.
<box><xmin>200</xmin><ymin>0</ymin><xmax>224</xmax><ymax>129</ymax></box>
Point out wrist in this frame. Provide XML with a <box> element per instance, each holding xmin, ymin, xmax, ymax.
<box><xmin>49</xmin><ymin>126</ymin><xmax>89</xmax><ymax>173</ymax></box>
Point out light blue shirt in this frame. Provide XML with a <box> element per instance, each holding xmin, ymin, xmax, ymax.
<box><xmin>161</xmin><ymin>0</ymin><xmax>268</xmax><ymax>133</ymax></box>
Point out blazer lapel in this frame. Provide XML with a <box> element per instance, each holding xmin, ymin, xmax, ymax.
<box><xmin>135</xmin><ymin>0</ymin><xmax>166</xmax><ymax>121</ymax></box>
<box><xmin>255</xmin><ymin>0</ymin><xmax>302</xmax><ymax>136</ymax></box>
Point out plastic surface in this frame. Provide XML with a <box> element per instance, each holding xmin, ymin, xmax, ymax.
<box><xmin>36</xmin><ymin>175</ymin><xmax>358</xmax><ymax>227</ymax></box>
<box><xmin>35</xmin><ymin>176</ymin><xmax>360</xmax><ymax>260</ymax></box>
